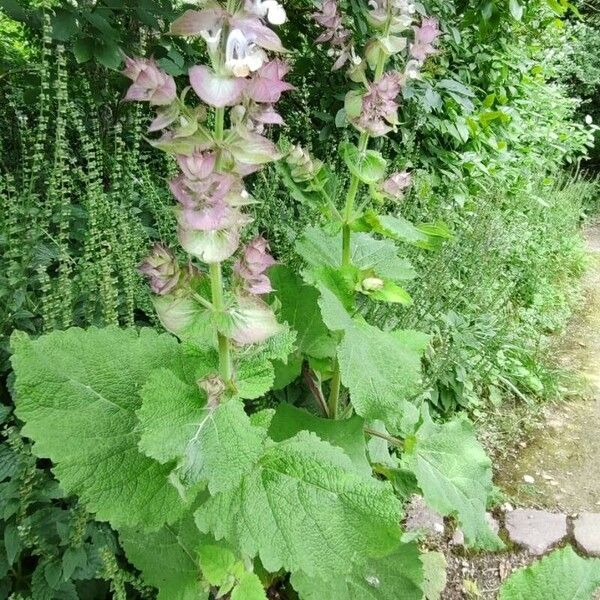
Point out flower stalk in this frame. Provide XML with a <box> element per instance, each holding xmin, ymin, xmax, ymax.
<box><xmin>311</xmin><ymin>0</ymin><xmax>441</xmax><ymax>418</ymax></box>
<box><xmin>129</xmin><ymin>0</ymin><xmax>292</xmax><ymax>401</ymax></box>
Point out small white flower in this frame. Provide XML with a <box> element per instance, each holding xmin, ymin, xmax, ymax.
<box><xmin>585</xmin><ymin>114</ymin><xmax>593</xmax><ymax>125</ymax></box>
<box><xmin>200</xmin><ymin>27</ymin><xmax>222</xmax><ymax>52</ymax></box>
<box><xmin>248</xmin><ymin>0</ymin><xmax>286</xmax><ymax>25</ymax></box>
<box><xmin>405</xmin><ymin>59</ymin><xmax>421</xmax><ymax>79</ymax></box>
<box><xmin>263</xmin><ymin>0</ymin><xmax>287</xmax><ymax>25</ymax></box>
<box><xmin>225</xmin><ymin>29</ymin><xmax>268</xmax><ymax>77</ymax></box>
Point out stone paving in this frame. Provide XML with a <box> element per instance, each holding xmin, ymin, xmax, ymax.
<box><xmin>405</xmin><ymin>499</ymin><xmax>600</xmax><ymax>558</ymax></box>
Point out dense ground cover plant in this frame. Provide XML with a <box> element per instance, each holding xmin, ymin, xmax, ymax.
<box><xmin>0</xmin><ymin>15</ymin><xmax>178</xmax><ymax>597</ymax></box>
<box><xmin>7</xmin><ymin>1</ymin><xmax>507</xmax><ymax>598</ymax></box>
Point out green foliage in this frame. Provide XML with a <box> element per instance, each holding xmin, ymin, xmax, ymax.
<box><xmin>195</xmin><ymin>430</ymin><xmax>403</xmax><ymax>578</ymax></box>
<box><xmin>0</xmin><ymin>416</ymin><xmax>152</xmax><ymax>598</ymax></box>
<box><xmin>498</xmin><ymin>546</ymin><xmax>600</xmax><ymax>600</ymax></box>
<box><xmin>0</xmin><ymin>24</ymin><xmax>175</xmax><ymax>372</ymax></box>
<box><xmin>403</xmin><ymin>416</ymin><xmax>502</xmax><ymax>549</ymax></box>
<box><xmin>120</xmin><ymin>515</ymin><xmax>206</xmax><ymax>600</ymax></box>
<box><xmin>2</xmin><ymin>0</ymin><xmax>600</xmax><ymax>598</ymax></box>
<box><xmin>0</xmin><ymin>0</ymin><xmax>193</xmax><ymax>71</ymax></box>
<box><xmin>290</xmin><ymin>542</ymin><xmax>424</xmax><ymax>600</ymax></box>
<box><xmin>10</xmin><ymin>327</ymin><xmax>190</xmax><ymax>530</ymax></box>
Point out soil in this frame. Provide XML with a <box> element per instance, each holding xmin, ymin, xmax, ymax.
<box><xmin>440</xmin><ymin>223</ymin><xmax>600</xmax><ymax>599</ymax></box>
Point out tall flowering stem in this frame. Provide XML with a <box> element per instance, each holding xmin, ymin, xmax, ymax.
<box><xmin>310</xmin><ymin>0</ymin><xmax>441</xmax><ymax>417</ymax></box>
<box><xmin>129</xmin><ymin>0</ymin><xmax>290</xmax><ymax>394</ymax></box>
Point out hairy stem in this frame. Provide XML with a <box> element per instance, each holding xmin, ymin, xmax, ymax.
<box><xmin>364</xmin><ymin>426</ymin><xmax>403</xmax><ymax>448</ymax></box>
<box><xmin>341</xmin><ymin>132</ymin><xmax>370</xmax><ymax>266</ymax></box>
<box><xmin>210</xmin><ymin>106</ymin><xmax>232</xmax><ymax>387</ymax></box>
<box><xmin>214</xmin><ymin>107</ymin><xmax>225</xmax><ymax>148</ymax></box>
<box><xmin>328</xmin><ymin>359</ymin><xmax>341</xmax><ymax>419</ymax></box>
<box><xmin>332</xmin><ymin>38</ymin><xmax>391</xmax><ymax>417</ymax></box>
<box><xmin>209</xmin><ymin>262</ymin><xmax>233</xmax><ymax>385</ymax></box>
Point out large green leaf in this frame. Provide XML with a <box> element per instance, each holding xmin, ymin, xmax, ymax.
<box><xmin>499</xmin><ymin>546</ymin><xmax>600</xmax><ymax>600</ymax></box>
<box><xmin>297</xmin><ymin>226</ymin><xmax>416</xmax><ymax>282</ymax></box>
<box><xmin>364</xmin><ymin>211</ymin><xmax>430</xmax><ymax>246</ymax></box>
<box><xmin>403</xmin><ymin>416</ymin><xmax>503</xmax><ymax>550</ymax></box>
<box><xmin>269</xmin><ymin>265</ymin><xmax>336</xmax><ymax>359</ymax></box>
<box><xmin>235</xmin><ymin>327</ymin><xmax>297</xmax><ymax>398</ymax></box>
<box><xmin>267</xmin><ymin>403</ymin><xmax>371</xmax><ymax>476</ymax></box>
<box><xmin>318</xmin><ymin>287</ymin><xmax>429</xmax><ymax>431</ymax></box>
<box><xmin>10</xmin><ymin>327</ymin><xmax>190</xmax><ymax>530</ymax></box>
<box><xmin>421</xmin><ymin>551</ymin><xmax>447</xmax><ymax>600</ymax></box>
<box><xmin>138</xmin><ymin>369</ymin><xmax>266</xmax><ymax>492</ymax></box>
<box><xmin>120</xmin><ymin>513</ymin><xmax>207</xmax><ymax>600</ymax></box>
<box><xmin>195</xmin><ymin>431</ymin><xmax>402</xmax><ymax>579</ymax></box>
<box><xmin>290</xmin><ymin>542</ymin><xmax>423</xmax><ymax>600</ymax></box>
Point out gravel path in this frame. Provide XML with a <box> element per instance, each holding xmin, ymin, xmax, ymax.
<box><xmin>441</xmin><ymin>223</ymin><xmax>600</xmax><ymax>598</ymax></box>
<box><xmin>497</xmin><ymin>223</ymin><xmax>600</xmax><ymax>512</ymax></box>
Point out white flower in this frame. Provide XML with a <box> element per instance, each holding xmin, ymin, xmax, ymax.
<box><xmin>247</xmin><ymin>0</ymin><xmax>287</xmax><ymax>25</ymax></box>
<box><xmin>200</xmin><ymin>27</ymin><xmax>222</xmax><ymax>53</ymax></box>
<box><xmin>225</xmin><ymin>28</ymin><xmax>268</xmax><ymax>77</ymax></box>
<box><xmin>585</xmin><ymin>114</ymin><xmax>593</xmax><ymax>125</ymax></box>
<box><xmin>405</xmin><ymin>59</ymin><xmax>421</xmax><ymax>79</ymax></box>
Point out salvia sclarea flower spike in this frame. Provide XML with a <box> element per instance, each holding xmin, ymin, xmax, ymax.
<box><xmin>126</xmin><ymin>0</ymin><xmax>291</xmax><ymax>355</ymax></box>
<box><xmin>313</xmin><ymin>0</ymin><xmax>441</xmax><ymax>136</ymax></box>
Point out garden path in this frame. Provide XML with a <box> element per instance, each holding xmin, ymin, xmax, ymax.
<box><xmin>499</xmin><ymin>223</ymin><xmax>600</xmax><ymax>512</ymax></box>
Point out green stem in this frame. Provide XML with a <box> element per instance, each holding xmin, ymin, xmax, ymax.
<box><xmin>328</xmin><ymin>360</ymin><xmax>341</xmax><ymax>419</ymax></box>
<box><xmin>332</xmin><ymin>35</ymin><xmax>390</xmax><ymax>416</ymax></box>
<box><xmin>209</xmin><ymin>262</ymin><xmax>232</xmax><ymax>385</ymax></box>
<box><xmin>214</xmin><ymin>107</ymin><xmax>224</xmax><ymax>139</ymax></box>
<box><xmin>341</xmin><ymin>132</ymin><xmax>370</xmax><ymax>266</ymax></box>
<box><xmin>208</xmin><ymin>105</ymin><xmax>232</xmax><ymax>387</ymax></box>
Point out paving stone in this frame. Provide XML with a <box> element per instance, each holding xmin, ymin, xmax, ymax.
<box><xmin>450</xmin><ymin>528</ymin><xmax>465</xmax><ymax>546</ymax></box>
<box><xmin>505</xmin><ymin>509</ymin><xmax>567</xmax><ymax>555</ymax></box>
<box><xmin>573</xmin><ymin>513</ymin><xmax>600</xmax><ymax>557</ymax></box>
<box><xmin>404</xmin><ymin>495</ymin><xmax>444</xmax><ymax>537</ymax></box>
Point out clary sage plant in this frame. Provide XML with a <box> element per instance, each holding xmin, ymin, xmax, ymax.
<box><xmin>11</xmin><ymin>1</ymin><xmax>503</xmax><ymax>598</ymax></box>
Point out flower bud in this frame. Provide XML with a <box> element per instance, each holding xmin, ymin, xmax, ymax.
<box><xmin>198</xmin><ymin>374</ymin><xmax>226</xmax><ymax>407</ymax></box>
<box><xmin>362</xmin><ymin>276</ymin><xmax>385</xmax><ymax>291</ymax></box>
<box><xmin>139</xmin><ymin>244</ymin><xmax>181</xmax><ymax>295</ymax></box>
<box><xmin>123</xmin><ymin>57</ymin><xmax>176</xmax><ymax>106</ymax></box>
<box><xmin>380</xmin><ymin>171</ymin><xmax>412</xmax><ymax>198</ymax></box>
<box><xmin>234</xmin><ymin>236</ymin><xmax>276</xmax><ymax>295</ymax></box>
<box><xmin>286</xmin><ymin>145</ymin><xmax>323</xmax><ymax>182</ymax></box>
